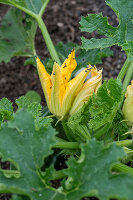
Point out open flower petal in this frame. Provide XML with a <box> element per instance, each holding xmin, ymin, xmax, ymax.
<box><xmin>61</xmin><ymin>65</ymin><xmax>93</xmax><ymax>117</ymax></box>
<box><xmin>51</xmin><ymin>62</ymin><xmax>65</xmax><ymax>116</ymax></box>
<box><xmin>61</xmin><ymin>49</ymin><xmax>77</xmax><ymax>84</ymax></box>
<box><xmin>70</xmin><ymin>68</ymin><xmax>102</xmax><ymax>115</ymax></box>
<box><xmin>36</xmin><ymin>57</ymin><xmax>52</xmax><ymax>110</ymax></box>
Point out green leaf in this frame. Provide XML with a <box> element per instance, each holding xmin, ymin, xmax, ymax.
<box><xmin>0</xmin><ymin>0</ymin><xmax>45</xmax><ymax>14</ymax></box>
<box><xmin>63</xmin><ymin>139</ymin><xmax>133</xmax><ymax>200</ymax></box>
<box><xmin>67</xmin><ymin>100</ymin><xmax>92</xmax><ymax>142</ymax></box>
<box><xmin>12</xmin><ymin>194</ymin><xmax>29</xmax><ymax>200</ymax></box>
<box><xmin>80</xmin><ymin>0</ymin><xmax>133</xmax><ymax>59</ymax></box>
<box><xmin>67</xmin><ymin>79</ymin><xmax>123</xmax><ymax>141</ymax></box>
<box><xmin>0</xmin><ymin>98</ymin><xmax>13</xmax><ymax>122</ymax></box>
<box><xmin>112</xmin><ymin>110</ymin><xmax>130</xmax><ymax>140</ymax></box>
<box><xmin>16</xmin><ymin>96</ymin><xmax>41</xmax><ymax>117</ymax></box>
<box><xmin>0</xmin><ymin>8</ymin><xmax>37</xmax><ymax>63</ymax></box>
<box><xmin>24</xmin><ymin>56</ymin><xmax>37</xmax><ymax>67</ymax></box>
<box><xmin>25</xmin><ymin>90</ymin><xmax>41</xmax><ymax>104</ymax></box>
<box><xmin>76</xmin><ymin>48</ymin><xmax>113</xmax><ymax>66</ymax></box>
<box><xmin>16</xmin><ymin>96</ymin><xmax>53</xmax><ymax>129</ymax></box>
<box><xmin>42</xmin><ymin>58</ymin><xmax>54</xmax><ymax>74</ymax></box>
<box><xmin>0</xmin><ymin>110</ymin><xmax>64</xmax><ymax>200</ymax></box>
<box><xmin>88</xmin><ymin>79</ymin><xmax>123</xmax><ymax>130</ymax></box>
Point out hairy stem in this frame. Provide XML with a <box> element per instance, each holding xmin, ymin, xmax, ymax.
<box><xmin>52</xmin><ymin>169</ymin><xmax>67</xmax><ymax>180</ymax></box>
<box><xmin>53</xmin><ymin>141</ymin><xmax>79</xmax><ymax>149</ymax></box>
<box><xmin>117</xmin><ymin>58</ymin><xmax>131</xmax><ymax>81</ymax></box>
<box><xmin>93</xmin><ymin>124</ymin><xmax>110</xmax><ymax>139</ymax></box>
<box><xmin>39</xmin><ymin>0</ymin><xmax>50</xmax><ymax>17</ymax></box>
<box><xmin>115</xmin><ymin>139</ymin><xmax>133</xmax><ymax>147</ymax></box>
<box><xmin>112</xmin><ymin>163</ymin><xmax>133</xmax><ymax>176</ymax></box>
<box><xmin>122</xmin><ymin>61</ymin><xmax>133</xmax><ymax>91</ymax></box>
<box><xmin>36</xmin><ymin>16</ymin><xmax>61</xmax><ymax>65</ymax></box>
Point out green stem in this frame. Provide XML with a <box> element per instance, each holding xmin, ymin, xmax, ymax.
<box><xmin>61</xmin><ymin>121</ymin><xmax>74</xmax><ymax>141</ymax></box>
<box><xmin>52</xmin><ymin>169</ymin><xmax>67</xmax><ymax>180</ymax></box>
<box><xmin>117</xmin><ymin>58</ymin><xmax>131</xmax><ymax>81</ymax></box>
<box><xmin>93</xmin><ymin>124</ymin><xmax>110</xmax><ymax>139</ymax></box>
<box><xmin>39</xmin><ymin>0</ymin><xmax>50</xmax><ymax>17</ymax></box>
<box><xmin>122</xmin><ymin>61</ymin><xmax>133</xmax><ymax>91</ymax></box>
<box><xmin>114</xmin><ymin>139</ymin><xmax>133</xmax><ymax>147</ymax></box>
<box><xmin>112</xmin><ymin>163</ymin><xmax>133</xmax><ymax>176</ymax></box>
<box><xmin>53</xmin><ymin>141</ymin><xmax>79</xmax><ymax>149</ymax></box>
<box><xmin>0</xmin><ymin>169</ymin><xmax>20</xmax><ymax>177</ymax></box>
<box><xmin>54</xmin><ymin>138</ymin><xmax>133</xmax><ymax>150</ymax></box>
<box><xmin>36</xmin><ymin>16</ymin><xmax>61</xmax><ymax>65</ymax></box>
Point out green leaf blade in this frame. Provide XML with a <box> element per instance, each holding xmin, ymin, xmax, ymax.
<box><xmin>0</xmin><ymin>0</ymin><xmax>47</xmax><ymax>14</ymax></box>
<box><xmin>0</xmin><ymin>98</ymin><xmax>13</xmax><ymax>124</ymax></box>
<box><xmin>0</xmin><ymin>110</ymin><xmax>62</xmax><ymax>200</ymax></box>
<box><xmin>88</xmin><ymin>79</ymin><xmax>123</xmax><ymax>130</ymax></box>
<box><xmin>80</xmin><ymin>13</ymin><xmax>116</xmax><ymax>36</ymax></box>
<box><xmin>64</xmin><ymin>139</ymin><xmax>133</xmax><ymax>200</ymax></box>
<box><xmin>0</xmin><ymin>8</ymin><xmax>37</xmax><ymax>63</ymax></box>
<box><xmin>80</xmin><ymin>0</ymin><xmax>133</xmax><ymax>58</ymax></box>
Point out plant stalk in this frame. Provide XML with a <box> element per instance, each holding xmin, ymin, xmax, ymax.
<box><xmin>36</xmin><ymin>16</ymin><xmax>61</xmax><ymax>65</ymax></box>
<box><xmin>112</xmin><ymin>163</ymin><xmax>133</xmax><ymax>176</ymax></box>
<box><xmin>94</xmin><ymin>124</ymin><xmax>110</xmax><ymax>139</ymax></box>
<box><xmin>53</xmin><ymin>141</ymin><xmax>79</xmax><ymax>149</ymax></box>
<box><xmin>52</xmin><ymin>169</ymin><xmax>67</xmax><ymax>180</ymax></box>
<box><xmin>122</xmin><ymin>60</ymin><xmax>133</xmax><ymax>91</ymax></box>
<box><xmin>117</xmin><ymin>58</ymin><xmax>131</xmax><ymax>81</ymax></box>
<box><xmin>115</xmin><ymin>139</ymin><xmax>133</xmax><ymax>147</ymax></box>
<box><xmin>39</xmin><ymin>0</ymin><xmax>50</xmax><ymax>17</ymax></box>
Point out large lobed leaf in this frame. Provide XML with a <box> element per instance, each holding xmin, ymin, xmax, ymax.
<box><xmin>0</xmin><ymin>110</ymin><xmax>64</xmax><ymax>200</ymax></box>
<box><xmin>80</xmin><ymin>0</ymin><xmax>133</xmax><ymax>60</ymax></box>
<box><xmin>0</xmin><ymin>8</ymin><xmax>37</xmax><ymax>63</ymax></box>
<box><xmin>63</xmin><ymin>139</ymin><xmax>133</xmax><ymax>200</ymax></box>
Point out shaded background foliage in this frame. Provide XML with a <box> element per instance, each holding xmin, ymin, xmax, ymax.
<box><xmin>0</xmin><ymin>0</ymin><xmax>126</xmax><ymax>104</ymax></box>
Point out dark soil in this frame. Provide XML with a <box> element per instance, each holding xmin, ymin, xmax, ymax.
<box><xmin>0</xmin><ymin>0</ymin><xmax>126</xmax><ymax>199</ymax></box>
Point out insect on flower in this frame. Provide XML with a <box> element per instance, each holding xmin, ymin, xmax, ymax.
<box><xmin>36</xmin><ymin>49</ymin><xmax>102</xmax><ymax>119</ymax></box>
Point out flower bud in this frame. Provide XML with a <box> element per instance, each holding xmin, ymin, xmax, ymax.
<box><xmin>36</xmin><ymin>49</ymin><xmax>102</xmax><ymax>119</ymax></box>
<box><xmin>123</xmin><ymin>80</ymin><xmax>133</xmax><ymax>125</ymax></box>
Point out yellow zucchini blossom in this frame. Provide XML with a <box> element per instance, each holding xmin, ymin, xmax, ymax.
<box><xmin>36</xmin><ymin>49</ymin><xmax>102</xmax><ymax>119</ymax></box>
